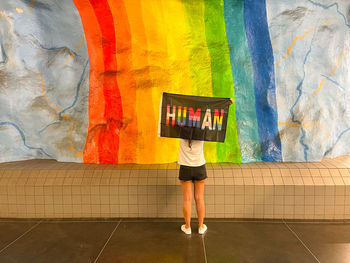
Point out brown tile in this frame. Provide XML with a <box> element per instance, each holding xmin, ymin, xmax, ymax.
<box><xmin>205</xmin><ymin>223</ymin><xmax>318</xmax><ymax>262</ymax></box>
<box><xmin>0</xmin><ymin>222</ymin><xmax>118</xmax><ymax>263</ymax></box>
<box><xmin>288</xmin><ymin>223</ymin><xmax>350</xmax><ymax>263</ymax></box>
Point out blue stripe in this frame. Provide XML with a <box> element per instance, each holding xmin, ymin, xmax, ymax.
<box><xmin>0</xmin><ymin>121</ymin><xmax>53</xmax><ymax>158</ymax></box>
<box><xmin>325</xmin><ymin>126</ymin><xmax>350</xmax><ymax>156</ymax></box>
<box><xmin>243</xmin><ymin>0</ymin><xmax>282</xmax><ymax>162</ymax></box>
<box><xmin>31</xmin><ymin>35</ymin><xmax>80</xmax><ymax>57</ymax></box>
<box><xmin>0</xmin><ymin>44</ymin><xmax>7</xmax><ymax>64</ymax></box>
<box><xmin>39</xmin><ymin>60</ymin><xmax>89</xmax><ymax>134</ymax></box>
<box><xmin>321</xmin><ymin>74</ymin><xmax>344</xmax><ymax>91</ymax></box>
<box><xmin>60</xmin><ymin>60</ymin><xmax>89</xmax><ymax>116</ymax></box>
<box><xmin>307</xmin><ymin>0</ymin><xmax>350</xmax><ymax>28</ymax></box>
<box><xmin>290</xmin><ymin>49</ymin><xmax>312</xmax><ymax>161</ymax></box>
<box><xmin>320</xmin><ymin>74</ymin><xmax>347</xmax><ymax>114</ymax></box>
<box><xmin>223</xmin><ymin>0</ymin><xmax>262</xmax><ymax>162</ymax></box>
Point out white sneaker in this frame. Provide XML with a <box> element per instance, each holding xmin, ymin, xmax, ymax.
<box><xmin>181</xmin><ymin>224</ymin><xmax>191</xmax><ymax>234</ymax></box>
<box><xmin>198</xmin><ymin>224</ymin><xmax>207</xmax><ymax>234</ymax></box>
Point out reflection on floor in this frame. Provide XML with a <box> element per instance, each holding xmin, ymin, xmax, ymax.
<box><xmin>0</xmin><ymin>218</ymin><xmax>349</xmax><ymax>263</ymax></box>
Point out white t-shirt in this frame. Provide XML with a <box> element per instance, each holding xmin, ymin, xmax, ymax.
<box><xmin>178</xmin><ymin>138</ymin><xmax>206</xmax><ymax>167</ymax></box>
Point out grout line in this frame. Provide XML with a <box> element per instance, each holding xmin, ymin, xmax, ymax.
<box><xmin>0</xmin><ymin>220</ymin><xmax>42</xmax><ymax>254</ymax></box>
<box><xmin>93</xmin><ymin>218</ymin><xmax>122</xmax><ymax>263</ymax></box>
<box><xmin>0</xmin><ymin>219</ymin><xmax>348</xmax><ymax>223</ymax></box>
<box><xmin>283</xmin><ymin>221</ymin><xmax>350</xmax><ymax>224</ymax></box>
<box><xmin>283</xmin><ymin>220</ymin><xmax>320</xmax><ymax>263</ymax></box>
<box><xmin>201</xmin><ymin>235</ymin><xmax>208</xmax><ymax>263</ymax></box>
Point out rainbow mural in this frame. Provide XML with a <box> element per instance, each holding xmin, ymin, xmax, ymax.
<box><xmin>72</xmin><ymin>0</ymin><xmax>279</xmax><ymax>164</ymax></box>
<box><xmin>0</xmin><ymin>0</ymin><xmax>349</xmax><ymax>164</ymax></box>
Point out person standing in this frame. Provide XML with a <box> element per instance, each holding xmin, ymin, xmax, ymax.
<box><xmin>178</xmin><ymin>138</ymin><xmax>208</xmax><ymax>235</ymax></box>
<box><xmin>178</xmin><ymin>98</ymin><xmax>233</xmax><ymax>235</ymax></box>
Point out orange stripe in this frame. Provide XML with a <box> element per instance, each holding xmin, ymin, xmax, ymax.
<box><xmin>108</xmin><ymin>0</ymin><xmax>138</xmax><ymax>163</ymax></box>
<box><xmin>124</xmin><ymin>0</ymin><xmax>156</xmax><ymax>163</ymax></box>
<box><xmin>311</xmin><ymin>49</ymin><xmax>346</xmax><ymax>97</ymax></box>
<box><xmin>275</xmin><ymin>20</ymin><xmax>334</xmax><ymax>66</ymax></box>
<box><xmin>72</xmin><ymin>0</ymin><xmax>105</xmax><ymax>163</ymax></box>
<box><xmin>62</xmin><ymin>35</ymin><xmax>85</xmax><ymax>66</ymax></box>
<box><xmin>0</xmin><ymin>13</ymin><xmax>11</xmax><ymax>26</ymax></box>
<box><xmin>278</xmin><ymin>121</ymin><xmax>300</xmax><ymax>127</ymax></box>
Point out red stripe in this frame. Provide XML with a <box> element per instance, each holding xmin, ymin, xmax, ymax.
<box><xmin>89</xmin><ymin>0</ymin><xmax>122</xmax><ymax>163</ymax></box>
<box><xmin>111</xmin><ymin>0</ymin><xmax>138</xmax><ymax>163</ymax></box>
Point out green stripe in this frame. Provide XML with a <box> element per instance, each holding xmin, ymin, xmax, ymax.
<box><xmin>203</xmin><ymin>0</ymin><xmax>241</xmax><ymax>162</ymax></box>
<box><xmin>181</xmin><ymin>0</ymin><xmax>212</xmax><ymax>97</ymax></box>
<box><xmin>182</xmin><ymin>0</ymin><xmax>217</xmax><ymax>162</ymax></box>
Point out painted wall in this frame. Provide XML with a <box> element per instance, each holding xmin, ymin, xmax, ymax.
<box><xmin>0</xmin><ymin>0</ymin><xmax>349</xmax><ymax>164</ymax></box>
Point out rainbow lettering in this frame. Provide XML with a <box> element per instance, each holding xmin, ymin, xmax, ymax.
<box><xmin>201</xmin><ymin>109</ymin><xmax>212</xmax><ymax>130</ymax></box>
<box><xmin>177</xmin><ymin>106</ymin><xmax>187</xmax><ymax>127</ymax></box>
<box><xmin>166</xmin><ymin>104</ymin><xmax>176</xmax><ymax>126</ymax></box>
<box><xmin>166</xmin><ymin>105</ymin><xmax>225</xmax><ymax>131</ymax></box>
<box><xmin>213</xmin><ymin>109</ymin><xmax>224</xmax><ymax>131</ymax></box>
<box><xmin>188</xmin><ymin>107</ymin><xmax>201</xmax><ymax>128</ymax></box>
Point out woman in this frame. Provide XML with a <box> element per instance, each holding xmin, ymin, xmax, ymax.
<box><xmin>178</xmin><ymin>98</ymin><xmax>233</xmax><ymax>235</ymax></box>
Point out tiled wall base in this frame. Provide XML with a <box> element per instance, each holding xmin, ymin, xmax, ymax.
<box><xmin>0</xmin><ymin>158</ymin><xmax>350</xmax><ymax>219</ymax></box>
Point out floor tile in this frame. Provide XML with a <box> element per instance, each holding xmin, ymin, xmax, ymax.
<box><xmin>287</xmin><ymin>223</ymin><xmax>350</xmax><ymax>263</ymax></box>
<box><xmin>0</xmin><ymin>219</ymin><xmax>348</xmax><ymax>263</ymax></box>
<box><xmin>0</xmin><ymin>221</ymin><xmax>38</xmax><ymax>251</ymax></box>
<box><xmin>97</xmin><ymin>222</ymin><xmax>205</xmax><ymax>263</ymax></box>
<box><xmin>0</xmin><ymin>222</ymin><xmax>117</xmax><ymax>263</ymax></box>
<box><xmin>204</xmin><ymin>222</ymin><xmax>317</xmax><ymax>263</ymax></box>
<box><xmin>121</xmin><ymin>217</ymin><xmax>184</xmax><ymax>223</ymax></box>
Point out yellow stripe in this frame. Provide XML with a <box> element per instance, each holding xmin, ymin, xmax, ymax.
<box><xmin>275</xmin><ymin>20</ymin><xmax>334</xmax><ymax>66</ymax></box>
<box><xmin>311</xmin><ymin>49</ymin><xmax>346</xmax><ymax>97</ymax></box>
<box><xmin>37</xmin><ymin>69</ymin><xmax>83</xmax><ymax>158</ymax></box>
<box><xmin>0</xmin><ymin>13</ymin><xmax>11</xmax><ymax>27</ymax></box>
<box><xmin>278</xmin><ymin>121</ymin><xmax>300</xmax><ymax>127</ymax></box>
<box><xmin>278</xmin><ymin>121</ymin><xmax>330</xmax><ymax>136</ymax></box>
<box><xmin>62</xmin><ymin>35</ymin><xmax>85</xmax><ymax>66</ymax></box>
<box><xmin>160</xmin><ymin>0</ymin><xmax>192</xmax><ymax>95</ymax></box>
<box><xmin>140</xmin><ymin>1</ymin><xmax>179</xmax><ymax>163</ymax></box>
<box><xmin>154</xmin><ymin>0</ymin><xmax>195</xmax><ymax>163</ymax></box>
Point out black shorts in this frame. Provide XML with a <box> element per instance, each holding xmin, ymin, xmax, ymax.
<box><xmin>179</xmin><ymin>164</ymin><xmax>207</xmax><ymax>182</ymax></box>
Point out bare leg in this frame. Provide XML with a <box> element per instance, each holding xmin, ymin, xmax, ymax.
<box><xmin>194</xmin><ymin>179</ymin><xmax>206</xmax><ymax>228</ymax></box>
<box><xmin>180</xmin><ymin>180</ymin><xmax>193</xmax><ymax>228</ymax></box>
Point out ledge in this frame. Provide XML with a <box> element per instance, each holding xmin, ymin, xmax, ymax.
<box><xmin>0</xmin><ymin>156</ymin><xmax>349</xmax><ymax>219</ymax></box>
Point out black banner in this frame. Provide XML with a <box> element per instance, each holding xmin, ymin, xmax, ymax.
<box><xmin>159</xmin><ymin>92</ymin><xmax>231</xmax><ymax>142</ymax></box>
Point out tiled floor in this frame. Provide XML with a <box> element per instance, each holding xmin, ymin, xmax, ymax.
<box><xmin>0</xmin><ymin>218</ymin><xmax>349</xmax><ymax>263</ymax></box>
